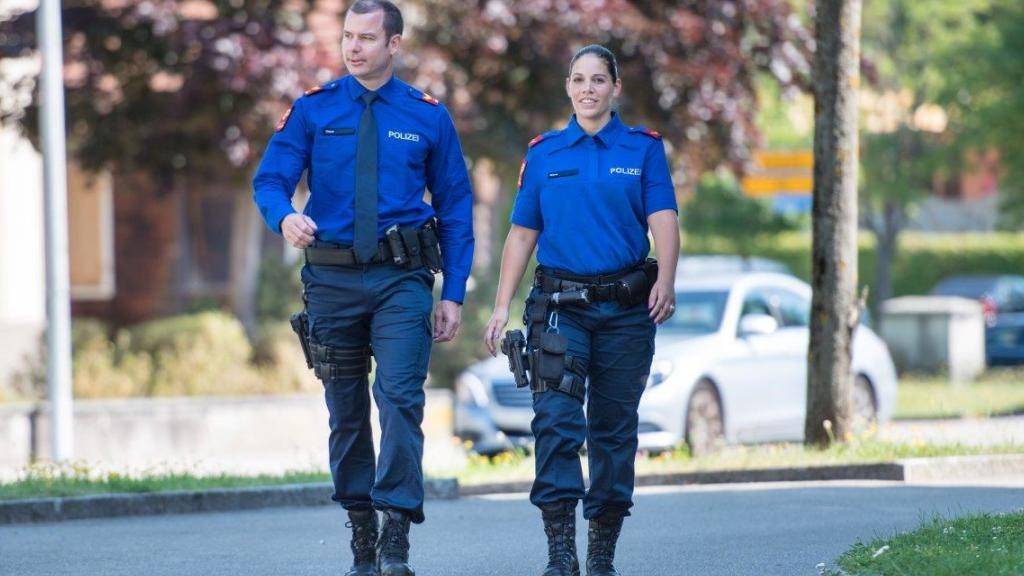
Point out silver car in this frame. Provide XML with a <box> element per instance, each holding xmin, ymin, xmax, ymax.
<box><xmin>456</xmin><ymin>267</ymin><xmax>898</xmax><ymax>455</ymax></box>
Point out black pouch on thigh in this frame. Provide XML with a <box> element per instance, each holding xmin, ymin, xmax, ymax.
<box><xmin>530</xmin><ymin>331</ymin><xmax>568</xmax><ymax>388</ymax></box>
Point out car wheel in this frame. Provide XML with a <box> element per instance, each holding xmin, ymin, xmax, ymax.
<box><xmin>852</xmin><ymin>374</ymin><xmax>877</xmax><ymax>433</ymax></box>
<box><xmin>685</xmin><ymin>380</ymin><xmax>725</xmax><ymax>456</ymax></box>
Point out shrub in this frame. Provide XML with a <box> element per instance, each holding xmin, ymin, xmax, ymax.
<box><xmin>127</xmin><ymin>311</ymin><xmax>259</xmax><ymax>396</ymax></box>
<box><xmin>685</xmin><ymin>231</ymin><xmax>1024</xmax><ymax>312</ymax></box>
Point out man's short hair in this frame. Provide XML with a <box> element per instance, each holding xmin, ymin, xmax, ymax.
<box><xmin>349</xmin><ymin>0</ymin><xmax>404</xmax><ymax>39</ymax></box>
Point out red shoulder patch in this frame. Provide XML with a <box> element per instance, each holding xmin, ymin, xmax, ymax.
<box><xmin>641</xmin><ymin>128</ymin><xmax>662</xmax><ymax>139</ymax></box>
<box><xmin>304</xmin><ymin>85</ymin><xmax>323</xmax><ymax>96</ymax></box>
<box><xmin>528</xmin><ymin>133</ymin><xmax>545</xmax><ymax>148</ymax></box>
<box><xmin>517</xmin><ymin>158</ymin><xmax>527</xmax><ymax>190</ymax></box>
<box><xmin>421</xmin><ymin>93</ymin><xmax>439</xmax><ymax>106</ymax></box>
<box><xmin>275</xmin><ymin>106</ymin><xmax>293</xmax><ymax>132</ymax></box>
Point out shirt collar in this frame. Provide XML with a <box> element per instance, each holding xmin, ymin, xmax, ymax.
<box><xmin>562</xmin><ymin>112</ymin><xmax>625</xmax><ymax>148</ymax></box>
<box><xmin>345</xmin><ymin>73</ymin><xmax>402</xmax><ymax>103</ymax></box>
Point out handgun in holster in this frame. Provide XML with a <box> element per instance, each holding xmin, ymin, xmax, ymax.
<box><xmin>289</xmin><ymin>311</ymin><xmax>314</xmax><ymax>369</ymax></box>
<box><xmin>500</xmin><ymin>329</ymin><xmax>530</xmax><ymax>389</ymax></box>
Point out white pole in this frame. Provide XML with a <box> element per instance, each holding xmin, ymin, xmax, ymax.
<box><xmin>37</xmin><ymin>0</ymin><xmax>74</xmax><ymax>460</ymax></box>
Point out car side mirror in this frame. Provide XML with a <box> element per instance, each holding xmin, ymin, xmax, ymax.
<box><xmin>739</xmin><ymin>314</ymin><xmax>779</xmax><ymax>337</ymax></box>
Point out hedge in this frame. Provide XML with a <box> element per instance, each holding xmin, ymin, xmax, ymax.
<box><xmin>684</xmin><ymin>232</ymin><xmax>1024</xmax><ymax>308</ymax></box>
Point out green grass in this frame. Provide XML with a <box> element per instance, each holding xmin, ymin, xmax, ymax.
<box><xmin>0</xmin><ymin>462</ymin><xmax>329</xmax><ymax>501</ymax></box>
<box><xmin>437</xmin><ymin>435</ymin><xmax>1021</xmax><ymax>487</ymax></box>
<box><xmin>830</xmin><ymin>511</ymin><xmax>1024</xmax><ymax>576</ymax></box>
<box><xmin>3</xmin><ymin>437</ymin><xmax>1020</xmax><ymax>501</ymax></box>
<box><xmin>896</xmin><ymin>368</ymin><xmax>1024</xmax><ymax>420</ymax></box>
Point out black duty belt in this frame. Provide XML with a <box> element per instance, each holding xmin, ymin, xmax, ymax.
<box><xmin>534</xmin><ymin>266</ymin><xmax>637</xmax><ymax>303</ymax></box>
<box><xmin>305</xmin><ymin>240</ymin><xmax>396</xmax><ymax>266</ymax></box>
<box><xmin>304</xmin><ymin>222</ymin><xmax>439</xmax><ymax>268</ymax></box>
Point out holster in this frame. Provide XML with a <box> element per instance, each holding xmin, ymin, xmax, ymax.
<box><xmin>519</xmin><ymin>293</ymin><xmax>587</xmax><ymax>402</ymax></box>
<box><xmin>290</xmin><ymin>311</ymin><xmax>313</xmax><ymax>369</ymax></box>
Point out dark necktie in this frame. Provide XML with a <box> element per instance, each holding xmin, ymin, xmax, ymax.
<box><xmin>354</xmin><ymin>91</ymin><xmax>379</xmax><ymax>261</ymax></box>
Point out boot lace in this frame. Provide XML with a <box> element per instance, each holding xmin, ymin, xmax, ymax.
<box><xmin>587</xmin><ymin>519</ymin><xmax>622</xmax><ymax>571</ymax></box>
<box><xmin>379</xmin><ymin>512</ymin><xmax>410</xmax><ymax>562</ymax></box>
<box><xmin>346</xmin><ymin>513</ymin><xmax>378</xmax><ymax>564</ymax></box>
<box><xmin>543</xmin><ymin>509</ymin><xmax>577</xmax><ymax>569</ymax></box>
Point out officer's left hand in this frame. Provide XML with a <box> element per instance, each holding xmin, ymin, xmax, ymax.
<box><xmin>648</xmin><ymin>279</ymin><xmax>676</xmax><ymax>325</ymax></box>
<box><xmin>434</xmin><ymin>300</ymin><xmax>462</xmax><ymax>343</ymax></box>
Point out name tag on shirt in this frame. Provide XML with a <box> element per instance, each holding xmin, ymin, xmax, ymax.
<box><xmin>323</xmin><ymin>127</ymin><xmax>355</xmax><ymax>136</ymax></box>
<box><xmin>547</xmin><ymin>168</ymin><xmax>579</xmax><ymax>179</ymax></box>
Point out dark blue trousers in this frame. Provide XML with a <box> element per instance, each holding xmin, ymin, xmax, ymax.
<box><xmin>527</xmin><ymin>288</ymin><xmax>656</xmax><ymax>520</ymax></box>
<box><xmin>301</xmin><ymin>262</ymin><xmax>434</xmax><ymax>524</ymax></box>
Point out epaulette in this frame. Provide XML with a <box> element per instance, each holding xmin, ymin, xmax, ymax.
<box><xmin>408</xmin><ymin>87</ymin><xmax>439</xmax><ymax>106</ymax></box>
<box><xmin>302</xmin><ymin>81</ymin><xmax>338</xmax><ymax>97</ymax></box>
<box><xmin>275</xmin><ymin>106</ymin><xmax>293</xmax><ymax>132</ymax></box>
<box><xmin>630</xmin><ymin>126</ymin><xmax>662</xmax><ymax>140</ymax></box>
<box><xmin>528</xmin><ymin>129</ymin><xmax>560</xmax><ymax>148</ymax></box>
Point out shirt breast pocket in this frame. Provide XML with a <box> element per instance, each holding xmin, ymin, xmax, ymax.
<box><xmin>541</xmin><ymin>167</ymin><xmax>583</xmax><ymax>197</ymax></box>
<box><xmin>398</xmin><ymin>132</ymin><xmax>430</xmax><ymax>171</ymax></box>
<box><xmin>312</xmin><ymin>127</ymin><xmax>357</xmax><ymax>185</ymax></box>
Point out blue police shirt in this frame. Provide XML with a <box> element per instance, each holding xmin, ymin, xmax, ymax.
<box><xmin>253</xmin><ymin>74</ymin><xmax>475</xmax><ymax>303</ymax></box>
<box><xmin>510</xmin><ymin>113</ymin><xmax>678</xmax><ymax>276</ymax></box>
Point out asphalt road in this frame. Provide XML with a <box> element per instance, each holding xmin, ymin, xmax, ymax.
<box><xmin>3</xmin><ymin>481</ymin><xmax>1023</xmax><ymax>576</ymax></box>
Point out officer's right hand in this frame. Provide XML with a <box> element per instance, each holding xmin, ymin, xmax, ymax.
<box><xmin>483</xmin><ymin>308</ymin><xmax>509</xmax><ymax>357</ymax></box>
<box><xmin>282</xmin><ymin>213</ymin><xmax>318</xmax><ymax>249</ymax></box>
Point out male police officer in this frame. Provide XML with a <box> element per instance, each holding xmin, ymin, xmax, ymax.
<box><xmin>252</xmin><ymin>2</ymin><xmax>473</xmax><ymax>575</ymax></box>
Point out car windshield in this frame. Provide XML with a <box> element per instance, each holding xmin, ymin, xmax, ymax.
<box><xmin>660</xmin><ymin>290</ymin><xmax>729</xmax><ymax>335</ymax></box>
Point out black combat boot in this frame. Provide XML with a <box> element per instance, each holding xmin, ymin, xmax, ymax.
<box><xmin>540</xmin><ymin>501</ymin><xmax>580</xmax><ymax>576</ymax></box>
<box><xmin>345</xmin><ymin>509</ymin><xmax>379</xmax><ymax>576</ymax></box>
<box><xmin>585</xmin><ymin>513</ymin><xmax>625</xmax><ymax>576</ymax></box>
<box><xmin>377</xmin><ymin>509</ymin><xmax>415</xmax><ymax>576</ymax></box>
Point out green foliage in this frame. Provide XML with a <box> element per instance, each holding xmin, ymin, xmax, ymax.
<box><xmin>0</xmin><ymin>0</ymin><xmax>329</xmax><ymax>180</ymax></box>
<box><xmin>936</xmin><ymin>0</ymin><xmax>1024</xmax><ymax>226</ymax></box>
<box><xmin>754</xmin><ymin>73</ymin><xmax>813</xmax><ymax>150</ymax></box>
<box><xmin>860</xmin><ymin>129</ymin><xmax>950</xmax><ymax>213</ymax></box>
<box><xmin>127</xmin><ymin>312</ymin><xmax>255</xmax><ymax>396</ymax></box>
<box><xmin>857</xmin><ymin>0</ymin><xmax>991</xmax><ymax>222</ymax></box>
<box><xmin>682</xmin><ymin>172</ymin><xmax>799</xmax><ymax>258</ymax></box>
<box><xmin>65</xmin><ymin>311</ymin><xmax>318</xmax><ymax>399</ymax></box>
<box><xmin>255</xmin><ymin>253</ymin><xmax>303</xmax><ymax>325</ymax></box>
<box><xmin>834</xmin><ymin>511</ymin><xmax>1024</xmax><ymax>576</ymax></box>
<box><xmin>687</xmin><ymin>232</ymin><xmax>1024</xmax><ymax>311</ymax></box>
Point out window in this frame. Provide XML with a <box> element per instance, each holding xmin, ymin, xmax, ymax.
<box><xmin>765</xmin><ymin>286</ymin><xmax>811</xmax><ymax>327</ymax></box>
<box><xmin>766</xmin><ymin>288</ymin><xmax>810</xmax><ymax>328</ymax></box>
<box><xmin>741</xmin><ymin>291</ymin><xmax>773</xmax><ymax>318</ymax></box>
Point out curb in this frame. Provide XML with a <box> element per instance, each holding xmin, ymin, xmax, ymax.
<box><xmin>458</xmin><ymin>463</ymin><xmax>904</xmax><ymax>496</ymax></box>
<box><xmin>3</xmin><ymin>455</ymin><xmax>1022</xmax><ymax>524</ymax></box>
<box><xmin>0</xmin><ymin>478</ymin><xmax>458</xmax><ymax>525</ymax></box>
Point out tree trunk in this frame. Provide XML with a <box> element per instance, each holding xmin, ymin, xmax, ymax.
<box><xmin>873</xmin><ymin>200</ymin><xmax>903</xmax><ymax>323</ymax></box>
<box><xmin>806</xmin><ymin>0</ymin><xmax>862</xmax><ymax>447</ymax></box>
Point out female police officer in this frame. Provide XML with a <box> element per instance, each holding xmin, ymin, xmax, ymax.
<box><xmin>483</xmin><ymin>45</ymin><xmax>679</xmax><ymax>576</ymax></box>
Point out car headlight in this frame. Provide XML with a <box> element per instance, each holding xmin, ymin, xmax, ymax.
<box><xmin>456</xmin><ymin>372</ymin><xmax>490</xmax><ymax>407</ymax></box>
<box><xmin>646</xmin><ymin>359</ymin><xmax>674</xmax><ymax>388</ymax></box>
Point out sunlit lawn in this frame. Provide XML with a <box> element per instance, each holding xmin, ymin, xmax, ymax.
<box><xmin>896</xmin><ymin>367</ymin><xmax>1024</xmax><ymax>420</ymax></box>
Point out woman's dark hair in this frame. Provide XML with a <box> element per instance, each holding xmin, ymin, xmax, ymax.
<box><xmin>568</xmin><ymin>44</ymin><xmax>619</xmax><ymax>83</ymax></box>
